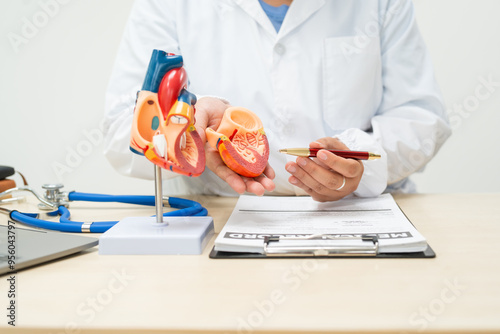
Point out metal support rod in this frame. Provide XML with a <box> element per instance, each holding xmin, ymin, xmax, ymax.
<box><xmin>154</xmin><ymin>165</ymin><xmax>164</xmax><ymax>223</ymax></box>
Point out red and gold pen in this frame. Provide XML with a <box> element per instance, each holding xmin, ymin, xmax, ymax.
<box><xmin>279</xmin><ymin>148</ymin><xmax>381</xmax><ymax>160</ymax></box>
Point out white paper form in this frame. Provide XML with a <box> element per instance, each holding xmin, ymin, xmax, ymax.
<box><xmin>214</xmin><ymin>194</ymin><xmax>428</xmax><ymax>254</ymax></box>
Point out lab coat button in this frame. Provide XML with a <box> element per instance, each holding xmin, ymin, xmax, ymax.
<box><xmin>274</xmin><ymin>43</ymin><xmax>286</xmax><ymax>55</ymax></box>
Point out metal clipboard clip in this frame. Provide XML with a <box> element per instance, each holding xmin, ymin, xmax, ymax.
<box><xmin>263</xmin><ymin>234</ymin><xmax>379</xmax><ymax>257</ymax></box>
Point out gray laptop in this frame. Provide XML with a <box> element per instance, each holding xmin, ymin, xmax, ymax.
<box><xmin>0</xmin><ymin>225</ymin><xmax>98</xmax><ymax>275</ymax></box>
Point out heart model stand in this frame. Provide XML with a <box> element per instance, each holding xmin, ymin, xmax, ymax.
<box><xmin>98</xmin><ymin>165</ymin><xmax>214</xmax><ymax>255</ymax></box>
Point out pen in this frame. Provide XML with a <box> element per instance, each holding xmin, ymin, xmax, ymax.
<box><xmin>279</xmin><ymin>148</ymin><xmax>381</xmax><ymax>160</ymax></box>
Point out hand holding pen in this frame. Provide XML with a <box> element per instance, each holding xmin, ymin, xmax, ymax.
<box><xmin>283</xmin><ymin>138</ymin><xmax>371</xmax><ymax>202</ymax></box>
<box><xmin>280</xmin><ymin>148</ymin><xmax>380</xmax><ymax>160</ymax></box>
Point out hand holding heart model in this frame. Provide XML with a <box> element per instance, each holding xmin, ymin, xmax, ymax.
<box><xmin>206</xmin><ymin>107</ymin><xmax>270</xmax><ymax>178</ymax></box>
<box><xmin>130</xmin><ymin>50</ymin><xmax>270</xmax><ymax>179</ymax></box>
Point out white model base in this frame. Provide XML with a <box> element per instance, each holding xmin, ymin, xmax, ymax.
<box><xmin>98</xmin><ymin>216</ymin><xmax>214</xmax><ymax>255</ymax></box>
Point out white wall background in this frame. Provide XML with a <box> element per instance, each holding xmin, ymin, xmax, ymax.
<box><xmin>1</xmin><ymin>0</ymin><xmax>499</xmax><ymax>196</ymax></box>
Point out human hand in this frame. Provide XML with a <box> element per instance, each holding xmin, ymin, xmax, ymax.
<box><xmin>194</xmin><ymin>97</ymin><xmax>276</xmax><ymax>195</ymax></box>
<box><xmin>193</xmin><ymin>97</ymin><xmax>227</xmax><ymax>143</ymax></box>
<box><xmin>285</xmin><ymin>137</ymin><xmax>364</xmax><ymax>202</ymax></box>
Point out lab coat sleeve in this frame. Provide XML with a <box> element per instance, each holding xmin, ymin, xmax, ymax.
<box><xmin>336</xmin><ymin>0</ymin><xmax>451</xmax><ymax>197</ymax></box>
<box><xmin>103</xmin><ymin>0</ymin><xmax>180</xmax><ymax>179</ymax></box>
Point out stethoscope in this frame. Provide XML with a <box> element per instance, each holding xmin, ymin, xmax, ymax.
<box><xmin>0</xmin><ymin>184</ymin><xmax>207</xmax><ymax>233</ymax></box>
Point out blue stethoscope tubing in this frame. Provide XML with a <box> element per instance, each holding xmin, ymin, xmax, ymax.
<box><xmin>8</xmin><ymin>191</ymin><xmax>208</xmax><ymax>233</ymax></box>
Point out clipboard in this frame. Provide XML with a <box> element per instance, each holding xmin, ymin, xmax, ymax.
<box><xmin>209</xmin><ymin>234</ymin><xmax>436</xmax><ymax>259</ymax></box>
<box><xmin>210</xmin><ymin>194</ymin><xmax>436</xmax><ymax>259</ymax></box>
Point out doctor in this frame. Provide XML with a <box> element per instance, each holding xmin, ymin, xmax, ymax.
<box><xmin>104</xmin><ymin>0</ymin><xmax>451</xmax><ymax>202</ymax></box>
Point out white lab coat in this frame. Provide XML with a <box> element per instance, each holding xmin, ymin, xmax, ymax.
<box><xmin>104</xmin><ymin>0</ymin><xmax>451</xmax><ymax>197</ymax></box>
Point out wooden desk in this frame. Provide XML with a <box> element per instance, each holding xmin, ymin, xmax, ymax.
<box><xmin>1</xmin><ymin>193</ymin><xmax>499</xmax><ymax>334</ymax></box>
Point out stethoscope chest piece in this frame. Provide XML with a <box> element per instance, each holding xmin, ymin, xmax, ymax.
<box><xmin>39</xmin><ymin>184</ymin><xmax>69</xmax><ymax>210</ymax></box>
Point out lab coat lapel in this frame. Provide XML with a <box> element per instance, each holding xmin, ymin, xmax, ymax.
<box><xmin>278</xmin><ymin>0</ymin><xmax>325</xmax><ymax>38</ymax></box>
<box><xmin>233</xmin><ymin>0</ymin><xmax>277</xmax><ymax>37</ymax></box>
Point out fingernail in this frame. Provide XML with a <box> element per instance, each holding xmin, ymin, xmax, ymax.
<box><xmin>289</xmin><ymin>177</ymin><xmax>297</xmax><ymax>184</ymax></box>
<box><xmin>318</xmin><ymin>151</ymin><xmax>327</xmax><ymax>160</ymax></box>
<box><xmin>298</xmin><ymin>158</ymin><xmax>307</xmax><ymax>167</ymax></box>
<box><xmin>287</xmin><ymin>165</ymin><xmax>296</xmax><ymax>173</ymax></box>
<box><xmin>312</xmin><ymin>141</ymin><xmax>323</xmax><ymax>147</ymax></box>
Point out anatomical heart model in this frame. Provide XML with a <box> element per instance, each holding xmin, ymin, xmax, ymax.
<box><xmin>130</xmin><ymin>50</ymin><xmax>205</xmax><ymax>177</ymax></box>
<box><xmin>206</xmin><ymin>107</ymin><xmax>269</xmax><ymax>178</ymax></box>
